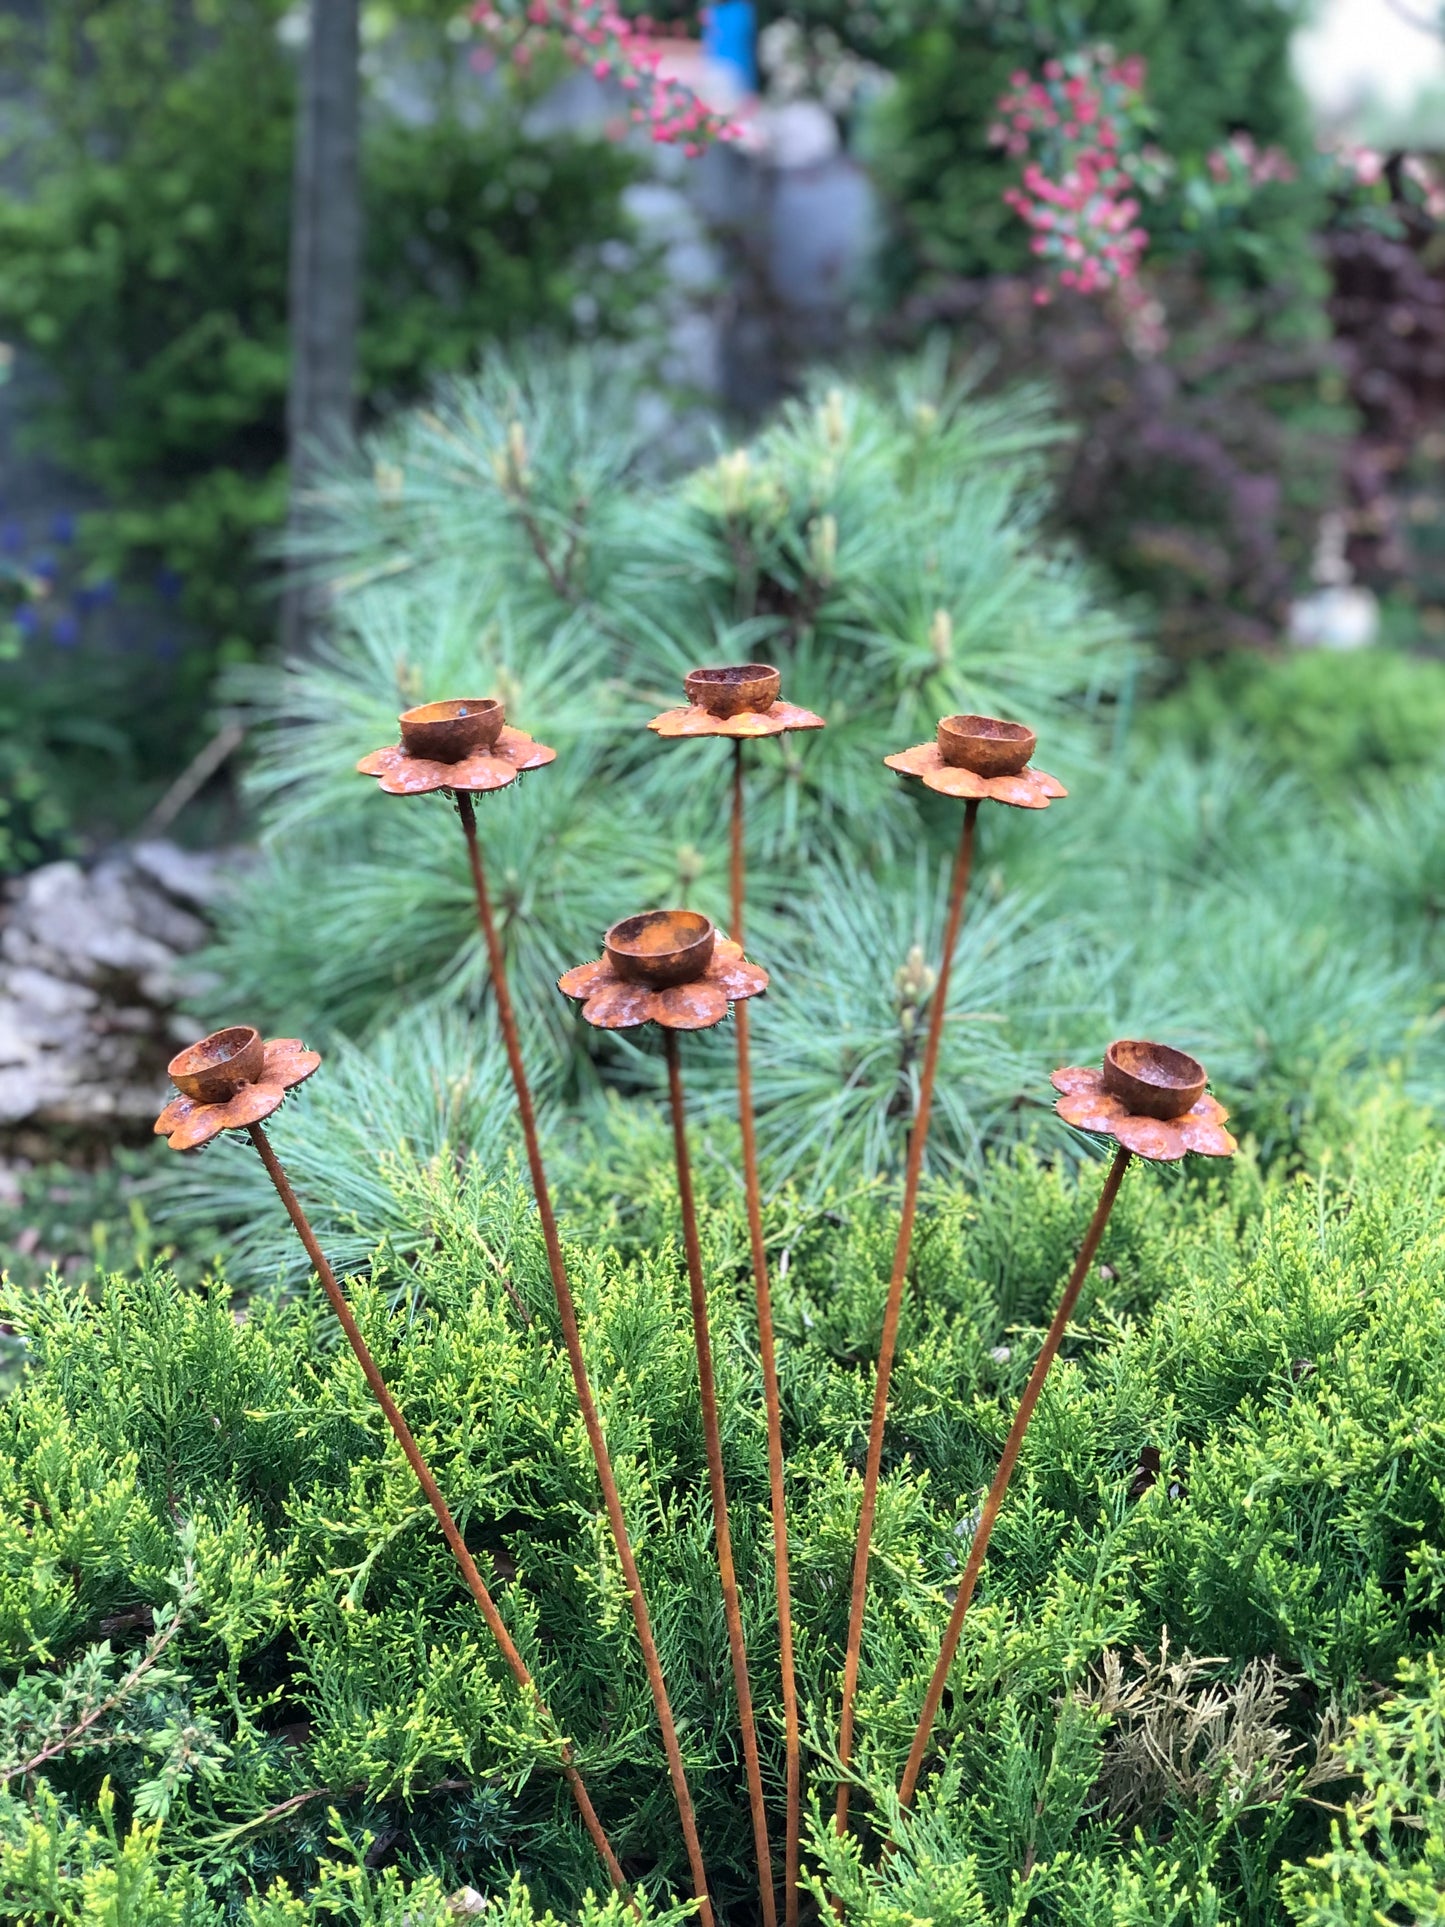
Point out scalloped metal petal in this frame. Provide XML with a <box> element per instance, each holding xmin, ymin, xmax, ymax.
<box><xmin>357</xmin><ymin>744</ymin><xmax>405</xmax><ymax>777</ymax></box>
<box><xmin>649</xmin><ymin>700</ymin><xmax>826</xmax><ymax>739</ymax></box>
<box><xmin>648</xmin><ymin>706</ymin><xmax>717</xmax><ymax>737</ymax></box>
<box><xmin>558</xmin><ymin>958</ymin><xmax>610</xmax><ymax>1000</ymax></box>
<box><xmin>373</xmin><ymin>755</ymin><xmax>457</xmax><ymax>795</ymax></box>
<box><xmin>164</xmin><ymin>1081</ymin><xmax>285</xmax><ymax>1151</ymax></box>
<box><xmin>496</xmin><ymin>728</ymin><xmax>557</xmax><ymax>771</ymax></box>
<box><xmin>581</xmin><ymin>980</ymin><xmax>655</xmax><ymax>1029</ymax></box>
<box><xmin>1055</xmin><ymin>1088</ymin><xmax>1131</xmax><ymax>1135</ymax></box>
<box><xmin>1111</xmin><ymin>1113</ymin><xmax>1191</xmax><ymax>1162</ymax></box>
<box><xmin>1175</xmin><ymin>1110</ymin><xmax>1238</xmax><ymax>1157</ymax></box>
<box><xmin>261</xmin><ymin>1039</ymin><xmax>322</xmax><ymax>1092</ymax></box>
<box><xmin>709</xmin><ymin>956</ymin><xmax>769</xmax><ymax>1000</ymax></box>
<box><xmin>155</xmin><ymin>1092</ymin><xmax>202</xmax><ymax>1137</ymax></box>
<box><xmin>651</xmin><ymin>980</ymin><xmax>731</xmax><ymax>1029</ymax></box>
<box><xmin>431</xmin><ymin>752</ymin><xmax>524</xmax><ymax>795</ymax></box>
<box><xmin>1051</xmin><ymin>1066</ymin><xmax>1106</xmax><ymax>1098</ymax></box>
<box><xmin>768</xmin><ymin>700</ymin><xmax>826</xmax><ymax>731</ymax></box>
<box><xmin>883</xmin><ymin>742</ymin><xmax>940</xmax><ymax>778</ymax></box>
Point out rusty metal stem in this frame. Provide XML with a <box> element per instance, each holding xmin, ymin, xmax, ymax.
<box><xmin>454</xmin><ymin>792</ymin><xmax>715</xmax><ymax>1927</ymax></box>
<box><xmin>245</xmin><ymin>1121</ymin><xmax>627</xmax><ymax>1896</ymax></box>
<box><xmin>731</xmin><ymin>741</ymin><xmax>800</xmax><ymax>1927</ymax></box>
<box><xmin>834</xmin><ymin>798</ymin><xmax>979</xmax><ymax>1833</ymax></box>
<box><xmin>896</xmin><ymin>1143</ymin><xmax>1132</xmax><ymax>1810</ymax></box>
<box><xmin>664</xmin><ymin>1025</ymin><xmax>778</xmax><ymax>1927</ymax></box>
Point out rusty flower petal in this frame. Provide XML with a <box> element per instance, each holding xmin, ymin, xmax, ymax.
<box><xmin>496</xmin><ymin>726</ymin><xmax>557</xmax><ymax>771</ymax></box>
<box><xmin>1055</xmin><ymin>1086</ymin><xmax>1132</xmax><ymax>1136</ymax></box>
<box><xmin>1174</xmin><ymin>1103</ymin><xmax>1238</xmax><ymax>1157</ymax></box>
<box><xmin>648</xmin><ymin>700</ymin><xmax>825</xmax><ymax>740</ymax></box>
<box><xmin>558</xmin><ymin>958</ymin><xmax>611</xmax><ymax>1000</ymax></box>
<box><xmin>711</xmin><ymin>955</ymin><xmax>770</xmax><ymax>1000</ymax></box>
<box><xmin>260</xmin><ymin>1038</ymin><xmax>322</xmax><ymax>1092</ymax></box>
<box><xmin>159</xmin><ymin>1081</ymin><xmax>286</xmax><ymax>1151</ymax></box>
<box><xmin>1110</xmin><ymin>1113</ymin><xmax>1193</xmax><ymax>1161</ymax></box>
<box><xmin>885</xmin><ymin>742</ymin><xmax>1066</xmax><ymax>811</ymax></box>
<box><xmin>357</xmin><ymin>729</ymin><xmax>556</xmax><ymax>796</ymax></box>
<box><xmin>1051</xmin><ymin>1066</ymin><xmax>1106</xmax><ymax>1099</ymax></box>
<box><xmin>581</xmin><ymin>981</ymin><xmax>657</xmax><ymax>1029</ymax></box>
<box><xmin>652</xmin><ymin>979</ymin><xmax>732</xmax><ymax>1029</ymax></box>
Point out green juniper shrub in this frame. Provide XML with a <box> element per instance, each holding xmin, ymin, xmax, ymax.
<box><xmin>4</xmin><ymin>1088</ymin><xmax>1445</xmax><ymax>1920</ymax></box>
<box><xmin>1142</xmin><ymin>646</ymin><xmax>1445</xmax><ymax>790</ymax></box>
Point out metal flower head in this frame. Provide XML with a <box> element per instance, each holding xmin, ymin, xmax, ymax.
<box><xmin>1052</xmin><ymin>1040</ymin><xmax>1236</xmax><ymax>1162</ymax></box>
<box><xmin>154</xmin><ymin>1026</ymin><xmax>320</xmax><ymax>1151</ymax></box>
<box><xmin>358</xmin><ymin>697</ymin><xmax>556</xmax><ymax>795</ymax></box>
<box><xmin>885</xmin><ymin>713</ymin><xmax>1065</xmax><ymax>810</ymax></box>
<box><xmin>648</xmin><ymin>662</ymin><xmax>825</xmax><ymax>740</ymax></box>
<box><xmin>559</xmin><ymin>910</ymin><xmax>768</xmax><ymax>1031</ymax></box>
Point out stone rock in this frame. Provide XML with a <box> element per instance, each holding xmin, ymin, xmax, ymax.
<box><xmin>0</xmin><ymin>841</ymin><xmax>241</xmax><ymax>1136</ymax></box>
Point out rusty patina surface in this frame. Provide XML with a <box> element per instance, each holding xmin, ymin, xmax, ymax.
<box><xmin>560</xmin><ymin>912</ymin><xmax>767</xmax><ymax>1031</ymax></box>
<box><xmin>1053</xmin><ymin>1049</ymin><xmax>1236</xmax><ymax>1161</ymax></box>
<box><xmin>357</xmin><ymin>696</ymin><xmax>555</xmax><ymax>795</ymax></box>
<box><xmin>884</xmin><ymin>738</ymin><xmax>1066</xmax><ymax>809</ymax></box>
<box><xmin>154</xmin><ymin>1030</ymin><xmax>320</xmax><ymax>1150</ymax></box>
<box><xmin>649</xmin><ymin>660</ymin><xmax>825</xmax><ymax>739</ymax></box>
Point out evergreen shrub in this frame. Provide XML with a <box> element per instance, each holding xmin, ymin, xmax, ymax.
<box><xmin>174</xmin><ymin>354</ymin><xmax>1445</xmax><ymax>1284</ymax></box>
<box><xmin>4</xmin><ymin>1093</ymin><xmax>1445</xmax><ymax>1920</ymax></box>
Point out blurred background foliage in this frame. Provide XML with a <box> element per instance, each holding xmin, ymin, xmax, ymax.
<box><xmin>0</xmin><ymin>0</ymin><xmax>650</xmax><ymax>852</ymax></box>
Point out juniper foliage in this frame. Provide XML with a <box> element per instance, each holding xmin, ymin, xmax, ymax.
<box><xmin>5</xmin><ymin>1093</ymin><xmax>1445</xmax><ymax>1920</ymax></box>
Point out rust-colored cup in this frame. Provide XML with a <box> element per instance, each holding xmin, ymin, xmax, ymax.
<box><xmin>168</xmin><ymin>1026</ymin><xmax>265</xmax><ymax>1103</ymax></box>
<box><xmin>936</xmin><ymin>714</ymin><xmax>1037</xmax><ymax>777</ymax></box>
<box><xmin>399</xmin><ymin>697</ymin><xmax>504</xmax><ymax>763</ymax></box>
<box><xmin>605</xmin><ymin>910</ymin><xmax>716</xmax><ymax>988</ymax></box>
<box><xmin>1103</xmin><ymin>1040</ymin><xmax>1207</xmax><ymax>1120</ymax></box>
<box><xmin>684</xmin><ymin>663</ymin><xmax>781</xmax><ymax>718</ymax></box>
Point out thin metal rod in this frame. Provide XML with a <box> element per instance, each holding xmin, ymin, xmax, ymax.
<box><xmin>455</xmin><ymin>792</ymin><xmax>715</xmax><ymax>1926</ymax></box>
<box><xmin>835</xmin><ymin>799</ymin><xmax>979</xmax><ymax>1831</ymax></box>
<box><xmin>896</xmin><ymin>1144</ymin><xmax>1133</xmax><ymax>1809</ymax></box>
<box><xmin>246</xmin><ymin>1121</ymin><xmax>627</xmax><ymax>1894</ymax></box>
<box><xmin>664</xmin><ymin>1026</ymin><xmax>778</xmax><ymax>1927</ymax></box>
<box><xmin>731</xmin><ymin>740</ymin><xmax>800</xmax><ymax>1927</ymax></box>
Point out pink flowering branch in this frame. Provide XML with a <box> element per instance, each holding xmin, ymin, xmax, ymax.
<box><xmin>470</xmin><ymin>2</ymin><xmax>743</xmax><ymax>154</ymax></box>
<box><xmin>991</xmin><ymin>49</ymin><xmax>1154</xmax><ymax>301</ymax></box>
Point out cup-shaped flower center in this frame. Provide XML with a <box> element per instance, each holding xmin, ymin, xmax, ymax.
<box><xmin>605</xmin><ymin>910</ymin><xmax>716</xmax><ymax>987</ymax></box>
<box><xmin>1103</xmin><ymin>1040</ymin><xmax>1208</xmax><ymax>1120</ymax></box>
<box><xmin>684</xmin><ymin>663</ymin><xmax>781</xmax><ymax>718</ymax></box>
<box><xmin>937</xmin><ymin>713</ymin><xmax>1037</xmax><ymax>776</ymax></box>
<box><xmin>168</xmin><ymin>1025</ymin><xmax>265</xmax><ymax>1102</ymax></box>
<box><xmin>399</xmin><ymin>697</ymin><xmax>504</xmax><ymax>763</ymax></box>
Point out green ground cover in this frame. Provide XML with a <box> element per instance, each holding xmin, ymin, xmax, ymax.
<box><xmin>3</xmin><ymin>1096</ymin><xmax>1444</xmax><ymax>1922</ymax></box>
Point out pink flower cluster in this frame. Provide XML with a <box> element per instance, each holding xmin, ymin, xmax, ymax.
<box><xmin>991</xmin><ymin>51</ymin><xmax>1150</xmax><ymax>300</ymax></box>
<box><xmin>470</xmin><ymin>1</ymin><xmax>741</xmax><ymax>154</ymax></box>
<box><xmin>1205</xmin><ymin>132</ymin><xmax>1296</xmax><ymax>189</ymax></box>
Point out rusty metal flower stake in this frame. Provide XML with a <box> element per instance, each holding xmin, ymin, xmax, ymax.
<box><xmin>560</xmin><ymin>910</ymin><xmax>778</xmax><ymax>1927</ymax></box>
<box><xmin>648</xmin><ymin>662</ymin><xmax>824</xmax><ymax>1925</ymax></box>
<box><xmin>894</xmin><ymin>1040</ymin><xmax>1236</xmax><ymax>1813</ymax></box>
<box><xmin>835</xmin><ymin>715</ymin><xmax>1067</xmax><ymax>1830</ymax></box>
<box><xmin>154</xmin><ymin>1027</ymin><xmax>628</xmax><ymax>1894</ymax></box>
<box><xmin>359</xmin><ymin>700</ymin><xmax>714</xmax><ymax>1924</ymax></box>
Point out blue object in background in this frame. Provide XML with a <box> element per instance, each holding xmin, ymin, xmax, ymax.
<box><xmin>703</xmin><ymin>2</ymin><xmax>757</xmax><ymax>94</ymax></box>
